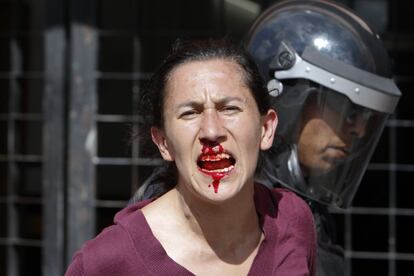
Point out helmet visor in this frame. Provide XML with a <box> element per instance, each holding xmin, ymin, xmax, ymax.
<box><xmin>288</xmin><ymin>86</ymin><xmax>388</xmax><ymax>208</ymax></box>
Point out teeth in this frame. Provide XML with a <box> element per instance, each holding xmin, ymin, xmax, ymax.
<box><xmin>218</xmin><ymin>153</ymin><xmax>230</xmax><ymax>159</ymax></box>
<box><xmin>201</xmin><ymin>165</ymin><xmax>235</xmax><ymax>174</ymax></box>
<box><xmin>200</xmin><ymin>153</ymin><xmax>230</xmax><ymax>161</ymax></box>
<box><xmin>212</xmin><ymin>145</ymin><xmax>220</xmax><ymax>153</ymax></box>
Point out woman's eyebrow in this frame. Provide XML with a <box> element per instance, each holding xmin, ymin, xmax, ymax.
<box><xmin>218</xmin><ymin>96</ymin><xmax>246</xmax><ymax>104</ymax></box>
<box><xmin>174</xmin><ymin>96</ymin><xmax>245</xmax><ymax>110</ymax></box>
<box><xmin>174</xmin><ymin>100</ymin><xmax>203</xmax><ymax>112</ymax></box>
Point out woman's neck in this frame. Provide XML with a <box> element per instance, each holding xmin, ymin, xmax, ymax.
<box><xmin>141</xmin><ymin>181</ymin><xmax>263</xmax><ymax>273</ymax></box>
<box><xmin>171</xmin><ymin>182</ymin><xmax>261</xmax><ymax>254</ymax></box>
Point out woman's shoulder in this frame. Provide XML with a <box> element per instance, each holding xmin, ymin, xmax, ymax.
<box><xmin>260</xmin><ymin>184</ymin><xmax>307</xmax><ymax>210</ymax></box>
<box><xmin>257</xmin><ymin>183</ymin><xmax>315</xmax><ymax>233</ymax></box>
<box><xmin>65</xmin><ymin>202</ymin><xmax>151</xmax><ymax>276</ymax></box>
<box><xmin>273</xmin><ymin>187</ymin><xmax>309</xmax><ymax>209</ymax></box>
<box><xmin>275</xmin><ymin>188</ymin><xmax>314</xmax><ymax>225</ymax></box>
<box><xmin>65</xmin><ymin>223</ymin><xmax>137</xmax><ymax>275</ymax></box>
<box><xmin>256</xmin><ymin>183</ymin><xmax>311</xmax><ymax>215</ymax></box>
<box><xmin>257</xmin><ymin>184</ymin><xmax>317</xmax><ymax>275</ymax></box>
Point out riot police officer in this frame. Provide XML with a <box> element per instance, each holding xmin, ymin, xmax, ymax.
<box><xmin>245</xmin><ymin>0</ymin><xmax>401</xmax><ymax>275</ymax></box>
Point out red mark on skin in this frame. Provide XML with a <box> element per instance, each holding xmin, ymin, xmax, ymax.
<box><xmin>200</xmin><ymin>144</ymin><xmax>226</xmax><ymax>193</ymax></box>
<box><xmin>211</xmin><ymin>173</ymin><xmax>225</xmax><ymax>193</ymax></box>
<box><xmin>206</xmin><ymin>173</ymin><xmax>225</xmax><ymax>193</ymax></box>
<box><xmin>202</xmin><ymin>144</ymin><xmax>223</xmax><ymax>155</ymax></box>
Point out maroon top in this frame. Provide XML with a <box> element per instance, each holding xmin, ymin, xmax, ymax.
<box><xmin>65</xmin><ymin>183</ymin><xmax>316</xmax><ymax>275</ymax></box>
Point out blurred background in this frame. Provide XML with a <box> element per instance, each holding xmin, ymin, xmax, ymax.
<box><xmin>0</xmin><ymin>0</ymin><xmax>413</xmax><ymax>275</ymax></box>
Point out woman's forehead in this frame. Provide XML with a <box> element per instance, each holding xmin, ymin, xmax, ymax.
<box><xmin>169</xmin><ymin>59</ymin><xmax>243</xmax><ymax>81</ymax></box>
<box><xmin>165</xmin><ymin>59</ymin><xmax>250</xmax><ymax>101</ymax></box>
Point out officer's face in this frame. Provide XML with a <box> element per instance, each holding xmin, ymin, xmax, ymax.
<box><xmin>297</xmin><ymin>93</ymin><xmax>368</xmax><ymax>174</ymax></box>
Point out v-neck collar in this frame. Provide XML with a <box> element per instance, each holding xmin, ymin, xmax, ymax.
<box><xmin>121</xmin><ymin>183</ymin><xmax>278</xmax><ymax>275</ymax></box>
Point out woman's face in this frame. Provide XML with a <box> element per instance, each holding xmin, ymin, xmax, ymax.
<box><xmin>151</xmin><ymin>59</ymin><xmax>277</xmax><ymax>202</ymax></box>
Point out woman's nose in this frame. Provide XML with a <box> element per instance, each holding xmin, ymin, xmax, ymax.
<box><xmin>199</xmin><ymin>109</ymin><xmax>226</xmax><ymax>143</ymax></box>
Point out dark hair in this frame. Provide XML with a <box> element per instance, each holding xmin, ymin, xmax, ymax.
<box><xmin>141</xmin><ymin>38</ymin><xmax>271</xmax><ymax>130</ymax></box>
<box><xmin>132</xmin><ymin>38</ymin><xmax>271</xmax><ymax>201</ymax></box>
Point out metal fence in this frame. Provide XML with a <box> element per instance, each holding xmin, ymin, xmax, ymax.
<box><xmin>0</xmin><ymin>0</ymin><xmax>413</xmax><ymax>275</ymax></box>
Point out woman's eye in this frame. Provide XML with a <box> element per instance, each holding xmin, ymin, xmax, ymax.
<box><xmin>221</xmin><ymin>106</ymin><xmax>241</xmax><ymax>114</ymax></box>
<box><xmin>179</xmin><ymin>110</ymin><xmax>199</xmax><ymax>119</ymax></box>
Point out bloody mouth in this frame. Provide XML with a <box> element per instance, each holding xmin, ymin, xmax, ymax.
<box><xmin>197</xmin><ymin>144</ymin><xmax>236</xmax><ymax>193</ymax></box>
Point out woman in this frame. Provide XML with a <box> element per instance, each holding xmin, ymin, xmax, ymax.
<box><xmin>65</xmin><ymin>39</ymin><xmax>316</xmax><ymax>275</ymax></box>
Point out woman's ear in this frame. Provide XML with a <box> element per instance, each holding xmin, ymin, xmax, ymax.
<box><xmin>260</xmin><ymin>109</ymin><xmax>278</xmax><ymax>150</ymax></box>
<box><xmin>151</xmin><ymin>127</ymin><xmax>174</xmax><ymax>161</ymax></box>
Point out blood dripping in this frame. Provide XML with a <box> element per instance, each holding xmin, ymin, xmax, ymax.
<box><xmin>210</xmin><ymin>173</ymin><xmax>225</xmax><ymax>193</ymax></box>
<box><xmin>201</xmin><ymin>144</ymin><xmax>226</xmax><ymax>193</ymax></box>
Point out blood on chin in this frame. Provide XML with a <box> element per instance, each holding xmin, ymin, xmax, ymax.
<box><xmin>198</xmin><ymin>166</ymin><xmax>235</xmax><ymax>194</ymax></box>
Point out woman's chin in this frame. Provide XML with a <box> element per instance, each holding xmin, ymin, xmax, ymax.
<box><xmin>194</xmin><ymin>178</ymin><xmax>246</xmax><ymax>204</ymax></box>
